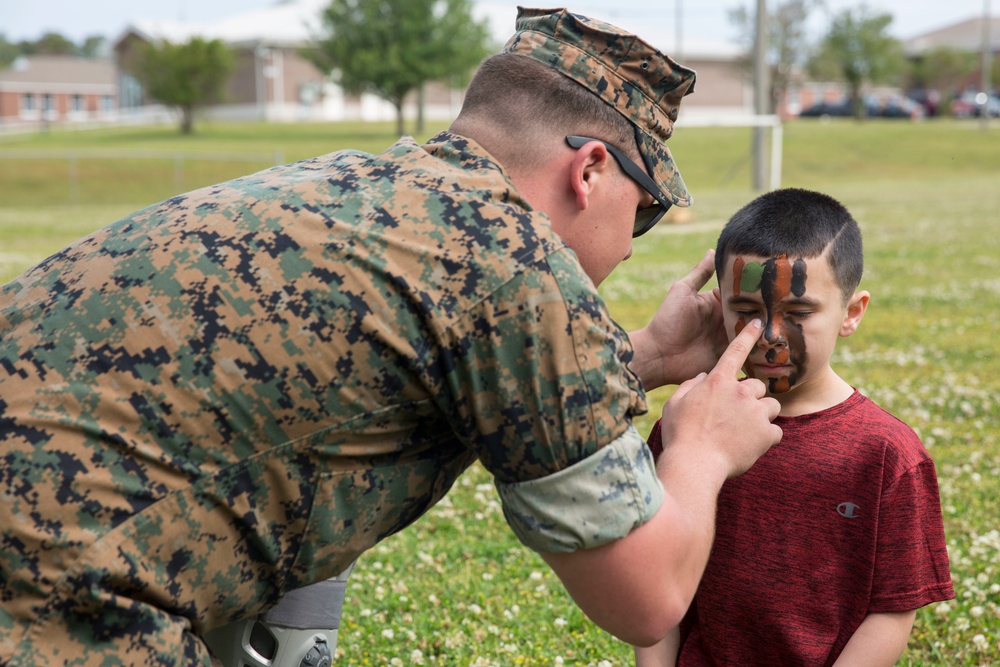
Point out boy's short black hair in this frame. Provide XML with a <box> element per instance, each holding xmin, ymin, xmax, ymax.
<box><xmin>715</xmin><ymin>188</ymin><xmax>863</xmax><ymax>302</ymax></box>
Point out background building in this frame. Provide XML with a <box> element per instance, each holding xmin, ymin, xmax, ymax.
<box><xmin>0</xmin><ymin>55</ymin><xmax>117</xmax><ymax>129</ymax></box>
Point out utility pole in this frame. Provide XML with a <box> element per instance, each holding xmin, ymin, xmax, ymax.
<box><xmin>752</xmin><ymin>0</ymin><xmax>770</xmax><ymax>191</ymax></box>
<box><xmin>676</xmin><ymin>0</ymin><xmax>683</xmax><ymax>61</ymax></box>
<box><xmin>981</xmin><ymin>0</ymin><xmax>992</xmax><ymax>131</ymax></box>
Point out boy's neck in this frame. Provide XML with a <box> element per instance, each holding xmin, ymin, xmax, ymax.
<box><xmin>772</xmin><ymin>365</ymin><xmax>855</xmax><ymax>418</ymax></box>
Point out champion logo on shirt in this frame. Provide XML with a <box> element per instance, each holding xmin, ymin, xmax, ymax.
<box><xmin>837</xmin><ymin>502</ymin><xmax>861</xmax><ymax>519</ymax></box>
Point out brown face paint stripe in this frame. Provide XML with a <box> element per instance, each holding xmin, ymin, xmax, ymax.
<box><xmin>771</xmin><ymin>253</ymin><xmax>793</xmax><ymax>301</ymax></box>
<box><xmin>732</xmin><ymin>256</ymin><xmax>745</xmax><ymax>297</ymax></box>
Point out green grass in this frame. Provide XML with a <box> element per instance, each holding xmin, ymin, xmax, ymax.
<box><xmin>1</xmin><ymin>119</ymin><xmax>998</xmax><ymax>665</ymax></box>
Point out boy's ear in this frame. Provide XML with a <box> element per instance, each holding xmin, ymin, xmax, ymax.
<box><xmin>839</xmin><ymin>290</ymin><xmax>870</xmax><ymax>337</ymax></box>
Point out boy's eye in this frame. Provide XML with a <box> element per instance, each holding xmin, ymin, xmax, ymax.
<box><xmin>786</xmin><ymin>311</ymin><xmax>812</xmax><ymax>318</ymax></box>
<box><xmin>734</xmin><ymin>309</ymin><xmax>760</xmax><ymax>317</ymax></box>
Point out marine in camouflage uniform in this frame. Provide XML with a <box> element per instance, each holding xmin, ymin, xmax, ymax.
<box><xmin>0</xmin><ymin>8</ymin><xmax>696</xmax><ymax>665</ymax></box>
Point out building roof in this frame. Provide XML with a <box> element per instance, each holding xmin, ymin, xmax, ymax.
<box><xmin>0</xmin><ymin>55</ymin><xmax>115</xmax><ymax>87</ymax></box>
<box><xmin>904</xmin><ymin>15</ymin><xmax>1000</xmax><ymax>55</ymax></box>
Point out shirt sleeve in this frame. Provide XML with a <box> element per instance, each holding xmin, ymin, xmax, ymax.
<box><xmin>435</xmin><ymin>248</ymin><xmax>652</xmax><ymax>551</ymax></box>
<box><xmin>496</xmin><ymin>424</ymin><xmax>663</xmax><ymax>552</ymax></box>
<box><xmin>870</xmin><ymin>458</ymin><xmax>956</xmax><ymax>612</ymax></box>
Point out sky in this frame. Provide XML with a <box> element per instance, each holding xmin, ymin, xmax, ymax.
<box><xmin>4</xmin><ymin>0</ymin><xmax>994</xmax><ymax>49</ymax></box>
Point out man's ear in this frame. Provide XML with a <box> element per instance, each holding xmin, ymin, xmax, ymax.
<box><xmin>568</xmin><ymin>140</ymin><xmax>614</xmax><ymax>212</ymax></box>
<box><xmin>840</xmin><ymin>290</ymin><xmax>870</xmax><ymax>337</ymax></box>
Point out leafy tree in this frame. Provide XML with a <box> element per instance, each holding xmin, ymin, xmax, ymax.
<box><xmin>0</xmin><ymin>35</ymin><xmax>20</xmax><ymax>68</ymax></box>
<box><xmin>808</xmin><ymin>6</ymin><xmax>905</xmax><ymax>119</ymax></box>
<box><xmin>130</xmin><ymin>37</ymin><xmax>234</xmax><ymax>134</ymax></box>
<box><xmin>79</xmin><ymin>35</ymin><xmax>107</xmax><ymax>59</ymax></box>
<box><xmin>308</xmin><ymin>0</ymin><xmax>490</xmax><ymax>136</ymax></box>
<box><xmin>31</xmin><ymin>32</ymin><xmax>78</xmax><ymax>56</ymax></box>
<box><xmin>729</xmin><ymin>0</ymin><xmax>819</xmax><ymax>113</ymax></box>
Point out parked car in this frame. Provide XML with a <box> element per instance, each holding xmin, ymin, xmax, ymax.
<box><xmin>906</xmin><ymin>88</ymin><xmax>941</xmax><ymax>117</ymax></box>
<box><xmin>950</xmin><ymin>91</ymin><xmax>1000</xmax><ymax>118</ymax></box>
<box><xmin>873</xmin><ymin>95</ymin><xmax>925</xmax><ymax>119</ymax></box>
<box><xmin>798</xmin><ymin>96</ymin><xmax>918</xmax><ymax>119</ymax></box>
<box><xmin>798</xmin><ymin>100</ymin><xmax>860</xmax><ymax>118</ymax></box>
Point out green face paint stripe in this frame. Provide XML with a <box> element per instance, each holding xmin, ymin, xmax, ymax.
<box><xmin>740</xmin><ymin>261</ymin><xmax>764</xmax><ymax>294</ymax></box>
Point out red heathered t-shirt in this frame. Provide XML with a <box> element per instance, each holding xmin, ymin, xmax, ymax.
<box><xmin>647</xmin><ymin>390</ymin><xmax>954</xmax><ymax>667</ymax></box>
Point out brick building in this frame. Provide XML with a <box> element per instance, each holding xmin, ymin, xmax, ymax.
<box><xmin>0</xmin><ymin>55</ymin><xmax>117</xmax><ymax>129</ymax></box>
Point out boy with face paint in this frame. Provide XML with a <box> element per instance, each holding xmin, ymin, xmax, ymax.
<box><xmin>636</xmin><ymin>188</ymin><xmax>954</xmax><ymax>667</ymax></box>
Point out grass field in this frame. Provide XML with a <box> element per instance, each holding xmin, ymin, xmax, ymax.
<box><xmin>1</xmin><ymin>118</ymin><xmax>998</xmax><ymax>665</ymax></box>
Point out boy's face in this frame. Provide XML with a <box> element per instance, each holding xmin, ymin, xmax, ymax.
<box><xmin>718</xmin><ymin>251</ymin><xmax>865</xmax><ymax>398</ymax></box>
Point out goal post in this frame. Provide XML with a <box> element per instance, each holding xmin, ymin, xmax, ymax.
<box><xmin>676</xmin><ymin>113</ymin><xmax>784</xmax><ymax>192</ymax></box>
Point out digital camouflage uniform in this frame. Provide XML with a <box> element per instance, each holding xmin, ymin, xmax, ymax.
<box><xmin>0</xmin><ymin>8</ymin><xmax>696</xmax><ymax>666</ymax></box>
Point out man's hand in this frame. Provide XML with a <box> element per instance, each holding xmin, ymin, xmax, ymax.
<box><xmin>658</xmin><ymin>318</ymin><xmax>782</xmax><ymax>479</ymax></box>
<box><xmin>629</xmin><ymin>250</ymin><xmax>728</xmax><ymax>390</ymax></box>
<box><xmin>539</xmin><ymin>321</ymin><xmax>781</xmax><ymax>648</ymax></box>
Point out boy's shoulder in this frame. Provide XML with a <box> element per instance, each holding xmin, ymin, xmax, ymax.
<box><xmin>792</xmin><ymin>389</ymin><xmax>932</xmax><ymax>470</ymax></box>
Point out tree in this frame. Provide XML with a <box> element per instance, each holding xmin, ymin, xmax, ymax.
<box><xmin>729</xmin><ymin>0</ymin><xmax>818</xmax><ymax>113</ymax></box>
<box><xmin>79</xmin><ymin>35</ymin><xmax>107</xmax><ymax>59</ymax></box>
<box><xmin>808</xmin><ymin>6</ymin><xmax>905</xmax><ymax>119</ymax></box>
<box><xmin>0</xmin><ymin>35</ymin><xmax>19</xmax><ymax>68</ymax></box>
<box><xmin>909</xmin><ymin>46</ymin><xmax>977</xmax><ymax>94</ymax></box>
<box><xmin>131</xmin><ymin>37</ymin><xmax>234</xmax><ymax>134</ymax></box>
<box><xmin>31</xmin><ymin>32</ymin><xmax>78</xmax><ymax>56</ymax></box>
<box><xmin>308</xmin><ymin>0</ymin><xmax>490</xmax><ymax>136</ymax></box>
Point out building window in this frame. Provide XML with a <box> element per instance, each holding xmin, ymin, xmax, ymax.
<box><xmin>101</xmin><ymin>95</ymin><xmax>115</xmax><ymax>113</ymax></box>
<box><xmin>71</xmin><ymin>94</ymin><xmax>85</xmax><ymax>112</ymax></box>
<box><xmin>21</xmin><ymin>93</ymin><xmax>35</xmax><ymax>112</ymax></box>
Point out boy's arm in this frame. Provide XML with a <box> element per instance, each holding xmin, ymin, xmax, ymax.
<box><xmin>634</xmin><ymin>626</ymin><xmax>680</xmax><ymax>667</ymax></box>
<box><xmin>831</xmin><ymin>610</ymin><xmax>917</xmax><ymax>667</ymax></box>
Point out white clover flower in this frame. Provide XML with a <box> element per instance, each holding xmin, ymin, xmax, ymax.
<box><xmin>410</xmin><ymin>649</ymin><xmax>425</xmax><ymax>665</ymax></box>
<box><xmin>382</xmin><ymin>628</ymin><xmax>395</xmax><ymax>640</ymax></box>
<box><xmin>935</xmin><ymin>602</ymin><xmax>951</xmax><ymax>616</ymax></box>
<box><xmin>482</xmin><ymin>572</ymin><xmax>493</xmax><ymax>581</ymax></box>
<box><xmin>390</xmin><ymin>658</ymin><xmax>403</xmax><ymax>667</ymax></box>
<box><xmin>555</xmin><ymin>658</ymin><xmax>565</xmax><ymax>666</ymax></box>
<box><xmin>468</xmin><ymin>603</ymin><xmax>483</xmax><ymax>615</ymax></box>
<box><xmin>360</xmin><ymin>608</ymin><xmax>373</xmax><ymax>617</ymax></box>
<box><xmin>598</xmin><ymin>661</ymin><xmax>613</xmax><ymax>667</ymax></box>
<box><xmin>970</xmin><ymin>606</ymin><xmax>985</xmax><ymax>617</ymax></box>
<box><xmin>972</xmin><ymin>634</ymin><xmax>989</xmax><ymax>651</ymax></box>
<box><xmin>529</xmin><ymin>571</ymin><xmax>543</xmax><ymax>581</ymax></box>
<box><xmin>554</xmin><ymin>617</ymin><xmax>568</xmax><ymax>628</ymax></box>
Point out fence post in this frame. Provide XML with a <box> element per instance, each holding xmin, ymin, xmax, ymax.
<box><xmin>68</xmin><ymin>155</ymin><xmax>79</xmax><ymax>206</ymax></box>
<box><xmin>174</xmin><ymin>154</ymin><xmax>184</xmax><ymax>194</ymax></box>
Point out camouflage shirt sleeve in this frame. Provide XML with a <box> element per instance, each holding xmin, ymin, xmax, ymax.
<box><xmin>421</xmin><ymin>135</ymin><xmax>661</xmax><ymax>552</ymax></box>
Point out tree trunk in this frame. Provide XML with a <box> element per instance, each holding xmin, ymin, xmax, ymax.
<box><xmin>394</xmin><ymin>99</ymin><xmax>405</xmax><ymax>138</ymax></box>
<box><xmin>849</xmin><ymin>84</ymin><xmax>865</xmax><ymax>121</ymax></box>
<box><xmin>417</xmin><ymin>83</ymin><xmax>426</xmax><ymax>134</ymax></box>
<box><xmin>181</xmin><ymin>105</ymin><xmax>194</xmax><ymax>134</ymax></box>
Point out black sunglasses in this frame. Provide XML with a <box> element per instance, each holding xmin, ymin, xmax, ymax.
<box><xmin>565</xmin><ymin>130</ymin><xmax>671</xmax><ymax>237</ymax></box>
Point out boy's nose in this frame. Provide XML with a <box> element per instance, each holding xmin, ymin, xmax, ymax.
<box><xmin>761</xmin><ymin>318</ymin><xmax>787</xmax><ymax>346</ymax></box>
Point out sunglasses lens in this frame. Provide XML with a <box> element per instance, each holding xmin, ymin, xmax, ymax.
<box><xmin>633</xmin><ymin>203</ymin><xmax>668</xmax><ymax>237</ymax></box>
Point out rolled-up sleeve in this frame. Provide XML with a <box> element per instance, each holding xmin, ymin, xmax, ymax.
<box><xmin>495</xmin><ymin>425</ymin><xmax>663</xmax><ymax>552</ymax></box>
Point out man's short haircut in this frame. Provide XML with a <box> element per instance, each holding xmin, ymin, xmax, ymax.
<box><xmin>715</xmin><ymin>188</ymin><xmax>864</xmax><ymax>301</ymax></box>
<box><xmin>456</xmin><ymin>53</ymin><xmax>636</xmax><ymax>163</ymax></box>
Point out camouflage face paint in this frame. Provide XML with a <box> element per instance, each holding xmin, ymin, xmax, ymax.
<box><xmin>731</xmin><ymin>254</ymin><xmax>808</xmax><ymax>393</ymax></box>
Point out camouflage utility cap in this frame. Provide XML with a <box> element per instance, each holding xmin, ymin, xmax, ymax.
<box><xmin>502</xmin><ymin>6</ymin><xmax>697</xmax><ymax>207</ymax></box>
